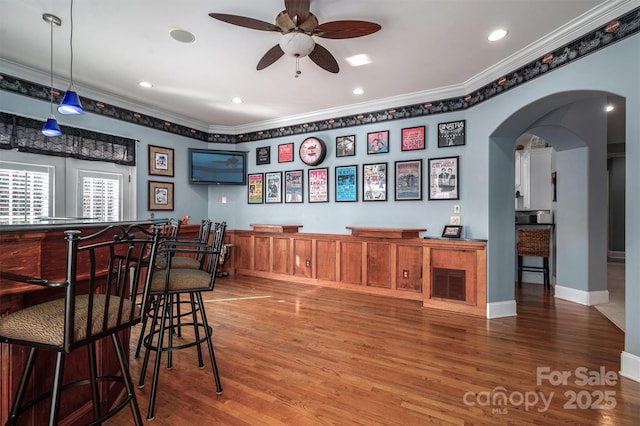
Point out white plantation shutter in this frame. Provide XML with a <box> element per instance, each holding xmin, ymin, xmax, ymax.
<box><xmin>0</xmin><ymin>163</ymin><xmax>53</xmax><ymax>223</ymax></box>
<box><xmin>79</xmin><ymin>172</ymin><xmax>122</xmax><ymax>221</ymax></box>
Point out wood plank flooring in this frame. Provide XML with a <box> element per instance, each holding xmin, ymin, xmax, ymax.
<box><xmin>110</xmin><ymin>276</ymin><xmax>640</xmax><ymax>425</ymax></box>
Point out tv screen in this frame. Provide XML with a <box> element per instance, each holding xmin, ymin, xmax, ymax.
<box><xmin>189</xmin><ymin>149</ymin><xmax>247</xmax><ymax>185</ymax></box>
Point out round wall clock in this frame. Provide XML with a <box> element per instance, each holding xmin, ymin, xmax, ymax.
<box><xmin>299</xmin><ymin>137</ymin><xmax>327</xmax><ymax>166</ymax></box>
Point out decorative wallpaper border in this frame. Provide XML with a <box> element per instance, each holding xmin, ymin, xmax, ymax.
<box><xmin>1</xmin><ymin>7</ymin><xmax>638</xmax><ymax>145</ymax></box>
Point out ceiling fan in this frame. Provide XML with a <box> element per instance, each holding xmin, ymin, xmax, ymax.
<box><xmin>209</xmin><ymin>0</ymin><xmax>381</xmax><ymax>74</ymax></box>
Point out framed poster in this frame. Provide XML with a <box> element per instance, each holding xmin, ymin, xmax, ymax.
<box><xmin>363</xmin><ymin>163</ymin><xmax>387</xmax><ymax>201</ymax></box>
<box><xmin>278</xmin><ymin>143</ymin><xmax>294</xmax><ymax>163</ymax></box>
<box><xmin>308</xmin><ymin>168</ymin><xmax>329</xmax><ymax>203</ymax></box>
<box><xmin>265</xmin><ymin>171</ymin><xmax>282</xmax><ymax>203</ymax></box>
<box><xmin>284</xmin><ymin>170</ymin><xmax>304</xmax><ymax>203</ymax></box>
<box><xmin>401</xmin><ymin>126</ymin><xmax>426</xmax><ymax>151</ymax></box>
<box><xmin>367</xmin><ymin>130</ymin><xmax>389</xmax><ymax>154</ymax></box>
<box><xmin>335</xmin><ymin>165</ymin><xmax>358</xmax><ymax>202</ymax></box>
<box><xmin>428</xmin><ymin>156</ymin><xmax>459</xmax><ymax>200</ymax></box>
<box><xmin>336</xmin><ymin>135</ymin><xmax>356</xmax><ymax>157</ymax></box>
<box><xmin>395</xmin><ymin>159</ymin><xmax>422</xmax><ymax>201</ymax></box>
<box><xmin>256</xmin><ymin>146</ymin><xmax>271</xmax><ymax>165</ymax></box>
<box><xmin>437</xmin><ymin>120</ymin><xmax>466</xmax><ymax>147</ymax></box>
<box><xmin>148</xmin><ymin>181</ymin><xmax>174</xmax><ymax>211</ymax></box>
<box><xmin>148</xmin><ymin>145</ymin><xmax>174</xmax><ymax>177</ymax></box>
<box><xmin>248</xmin><ymin>173</ymin><xmax>264</xmax><ymax>204</ymax></box>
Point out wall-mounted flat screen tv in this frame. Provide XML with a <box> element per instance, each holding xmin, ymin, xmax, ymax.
<box><xmin>189</xmin><ymin>149</ymin><xmax>247</xmax><ymax>185</ymax></box>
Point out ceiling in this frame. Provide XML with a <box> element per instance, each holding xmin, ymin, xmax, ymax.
<box><xmin>0</xmin><ymin>0</ymin><xmax>635</xmax><ymax>134</ymax></box>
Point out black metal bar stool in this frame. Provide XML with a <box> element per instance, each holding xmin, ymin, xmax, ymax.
<box><xmin>517</xmin><ymin>228</ymin><xmax>551</xmax><ymax>290</ymax></box>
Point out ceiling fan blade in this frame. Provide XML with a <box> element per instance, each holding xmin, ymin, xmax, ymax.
<box><xmin>285</xmin><ymin>0</ymin><xmax>310</xmax><ymax>25</ymax></box>
<box><xmin>257</xmin><ymin>44</ymin><xmax>285</xmax><ymax>70</ymax></box>
<box><xmin>308</xmin><ymin>44</ymin><xmax>339</xmax><ymax>73</ymax></box>
<box><xmin>315</xmin><ymin>20</ymin><xmax>382</xmax><ymax>39</ymax></box>
<box><xmin>298</xmin><ymin>13</ymin><xmax>319</xmax><ymax>33</ymax></box>
<box><xmin>209</xmin><ymin>13</ymin><xmax>281</xmax><ymax>32</ymax></box>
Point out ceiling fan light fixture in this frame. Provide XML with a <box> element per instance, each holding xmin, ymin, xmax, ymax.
<box><xmin>279</xmin><ymin>32</ymin><xmax>315</xmax><ymax>57</ymax></box>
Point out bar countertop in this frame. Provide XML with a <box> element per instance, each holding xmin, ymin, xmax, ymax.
<box><xmin>0</xmin><ymin>217</ymin><xmax>167</xmax><ymax>233</ymax></box>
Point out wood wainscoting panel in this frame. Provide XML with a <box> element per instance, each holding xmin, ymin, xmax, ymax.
<box><xmin>396</xmin><ymin>244</ymin><xmax>423</xmax><ymax>292</ymax></box>
<box><xmin>293</xmin><ymin>239</ymin><xmax>312</xmax><ymax>278</ymax></box>
<box><xmin>339</xmin><ymin>241</ymin><xmax>362</xmax><ymax>285</ymax></box>
<box><xmin>366</xmin><ymin>242</ymin><xmax>392</xmax><ymax>288</ymax></box>
<box><xmin>315</xmin><ymin>239</ymin><xmax>336</xmax><ymax>281</ymax></box>
<box><xmin>254</xmin><ymin>236</ymin><xmax>271</xmax><ymax>272</ymax></box>
<box><xmin>272</xmin><ymin>237</ymin><xmax>291</xmax><ymax>275</ymax></box>
<box><xmin>233</xmin><ymin>234</ymin><xmax>253</xmax><ymax>271</ymax></box>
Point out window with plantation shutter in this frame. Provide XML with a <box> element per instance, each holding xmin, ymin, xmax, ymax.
<box><xmin>78</xmin><ymin>171</ymin><xmax>122</xmax><ymax>221</ymax></box>
<box><xmin>0</xmin><ymin>162</ymin><xmax>53</xmax><ymax>224</ymax></box>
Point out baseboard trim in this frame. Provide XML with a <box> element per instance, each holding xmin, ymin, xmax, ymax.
<box><xmin>487</xmin><ymin>300</ymin><xmax>517</xmax><ymax>318</ymax></box>
<box><xmin>554</xmin><ymin>285</ymin><xmax>609</xmax><ymax>306</ymax></box>
<box><xmin>620</xmin><ymin>351</ymin><xmax>640</xmax><ymax>383</ymax></box>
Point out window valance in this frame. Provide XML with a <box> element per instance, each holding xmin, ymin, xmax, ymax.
<box><xmin>0</xmin><ymin>112</ymin><xmax>137</xmax><ymax>166</ymax></box>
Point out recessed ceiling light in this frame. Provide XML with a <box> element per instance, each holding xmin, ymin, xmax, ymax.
<box><xmin>488</xmin><ymin>29</ymin><xmax>508</xmax><ymax>42</ymax></box>
<box><xmin>353</xmin><ymin>88</ymin><xmax>364</xmax><ymax>95</ymax></box>
<box><xmin>138</xmin><ymin>81</ymin><xmax>153</xmax><ymax>88</ymax></box>
<box><xmin>606</xmin><ymin>105</ymin><xmax>614</xmax><ymax>112</ymax></box>
<box><xmin>232</xmin><ymin>97</ymin><xmax>243</xmax><ymax>104</ymax></box>
<box><xmin>169</xmin><ymin>28</ymin><xmax>195</xmax><ymax>43</ymax></box>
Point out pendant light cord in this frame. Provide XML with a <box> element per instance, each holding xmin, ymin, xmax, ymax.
<box><xmin>69</xmin><ymin>0</ymin><xmax>74</xmax><ymax>85</ymax></box>
<box><xmin>49</xmin><ymin>17</ymin><xmax>55</xmax><ymax>113</ymax></box>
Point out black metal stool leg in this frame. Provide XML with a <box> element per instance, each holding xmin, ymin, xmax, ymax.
<box><xmin>6</xmin><ymin>347</ymin><xmax>38</xmax><ymax>426</ymax></box>
<box><xmin>517</xmin><ymin>255</ymin><xmax>523</xmax><ymax>287</ymax></box>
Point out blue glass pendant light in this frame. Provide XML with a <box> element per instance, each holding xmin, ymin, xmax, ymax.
<box><xmin>42</xmin><ymin>13</ymin><xmax>62</xmax><ymax>137</ymax></box>
<box><xmin>58</xmin><ymin>0</ymin><xmax>83</xmax><ymax>115</ymax></box>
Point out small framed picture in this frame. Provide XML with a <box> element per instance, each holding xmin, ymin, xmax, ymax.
<box><xmin>265</xmin><ymin>171</ymin><xmax>282</xmax><ymax>203</ymax></box>
<box><xmin>428</xmin><ymin>156</ymin><xmax>459</xmax><ymax>200</ymax></box>
<box><xmin>401</xmin><ymin>126</ymin><xmax>426</xmax><ymax>151</ymax></box>
<box><xmin>395</xmin><ymin>159</ymin><xmax>422</xmax><ymax>201</ymax></box>
<box><xmin>367</xmin><ymin>131</ymin><xmax>389</xmax><ymax>154</ymax></box>
<box><xmin>438</xmin><ymin>120</ymin><xmax>466</xmax><ymax>147</ymax></box>
<box><xmin>278</xmin><ymin>143</ymin><xmax>294</xmax><ymax>163</ymax></box>
<box><xmin>248</xmin><ymin>173</ymin><xmax>264</xmax><ymax>204</ymax></box>
<box><xmin>335</xmin><ymin>165</ymin><xmax>358</xmax><ymax>202</ymax></box>
<box><xmin>336</xmin><ymin>135</ymin><xmax>356</xmax><ymax>157</ymax></box>
<box><xmin>363</xmin><ymin>163</ymin><xmax>387</xmax><ymax>201</ymax></box>
<box><xmin>308</xmin><ymin>168</ymin><xmax>329</xmax><ymax>203</ymax></box>
<box><xmin>148</xmin><ymin>145</ymin><xmax>174</xmax><ymax>177</ymax></box>
<box><xmin>284</xmin><ymin>170</ymin><xmax>304</xmax><ymax>203</ymax></box>
<box><xmin>148</xmin><ymin>181</ymin><xmax>174</xmax><ymax>211</ymax></box>
<box><xmin>442</xmin><ymin>225</ymin><xmax>463</xmax><ymax>238</ymax></box>
<box><xmin>256</xmin><ymin>146</ymin><xmax>271</xmax><ymax>165</ymax></box>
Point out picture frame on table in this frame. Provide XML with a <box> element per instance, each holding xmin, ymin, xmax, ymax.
<box><xmin>148</xmin><ymin>145</ymin><xmax>174</xmax><ymax>177</ymax></box>
<box><xmin>437</xmin><ymin>120</ymin><xmax>466</xmax><ymax>147</ymax></box>
<box><xmin>335</xmin><ymin>165</ymin><xmax>358</xmax><ymax>202</ymax></box>
<box><xmin>428</xmin><ymin>156</ymin><xmax>459</xmax><ymax>200</ymax></box>
<box><xmin>278</xmin><ymin>143</ymin><xmax>294</xmax><ymax>163</ymax></box>
<box><xmin>256</xmin><ymin>146</ymin><xmax>271</xmax><ymax>165</ymax></box>
<box><xmin>367</xmin><ymin>130</ymin><xmax>389</xmax><ymax>154</ymax></box>
<box><xmin>265</xmin><ymin>171</ymin><xmax>282</xmax><ymax>203</ymax></box>
<box><xmin>336</xmin><ymin>135</ymin><xmax>356</xmax><ymax>157</ymax></box>
<box><xmin>247</xmin><ymin>173</ymin><xmax>264</xmax><ymax>204</ymax></box>
<box><xmin>284</xmin><ymin>170</ymin><xmax>304</xmax><ymax>203</ymax></box>
<box><xmin>401</xmin><ymin>126</ymin><xmax>426</xmax><ymax>151</ymax></box>
<box><xmin>148</xmin><ymin>181</ymin><xmax>174</xmax><ymax>211</ymax></box>
<box><xmin>442</xmin><ymin>225</ymin><xmax>463</xmax><ymax>238</ymax></box>
<box><xmin>308</xmin><ymin>168</ymin><xmax>329</xmax><ymax>203</ymax></box>
<box><xmin>394</xmin><ymin>159</ymin><xmax>422</xmax><ymax>201</ymax></box>
<box><xmin>362</xmin><ymin>162</ymin><xmax>387</xmax><ymax>201</ymax></box>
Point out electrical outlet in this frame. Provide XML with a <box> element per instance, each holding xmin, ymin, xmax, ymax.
<box><xmin>403</xmin><ymin>270</ymin><xmax>409</xmax><ymax>278</ymax></box>
<box><xmin>450</xmin><ymin>216</ymin><xmax>461</xmax><ymax>225</ymax></box>
<box><xmin>306</xmin><ymin>260</ymin><xmax>311</xmax><ymax>267</ymax></box>
<box><xmin>454</xmin><ymin>204</ymin><xmax>460</xmax><ymax>214</ymax></box>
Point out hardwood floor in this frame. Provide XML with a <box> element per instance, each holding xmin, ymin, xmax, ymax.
<box><xmin>110</xmin><ymin>276</ymin><xmax>640</xmax><ymax>425</ymax></box>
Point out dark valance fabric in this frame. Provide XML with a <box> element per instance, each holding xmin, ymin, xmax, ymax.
<box><xmin>0</xmin><ymin>112</ymin><xmax>137</xmax><ymax>166</ymax></box>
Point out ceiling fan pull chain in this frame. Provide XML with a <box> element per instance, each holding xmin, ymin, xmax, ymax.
<box><xmin>295</xmin><ymin>55</ymin><xmax>302</xmax><ymax>78</ymax></box>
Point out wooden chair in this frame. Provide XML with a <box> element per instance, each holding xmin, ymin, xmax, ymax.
<box><xmin>517</xmin><ymin>228</ymin><xmax>551</xmax><ymax>290</ymax></box>
<box><xmin>0</xmin><ymin>223</ymin><xmax>161</xmax><ymax>425</ymax></box>
<box><xmin>137</xmin><ymin>221</ymin><xmax>227</xmax><ymax>420</ymax></box>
